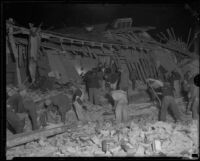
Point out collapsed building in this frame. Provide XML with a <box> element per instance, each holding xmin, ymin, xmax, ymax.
<box><xmin>6</xmin><ymin>18</ymin><xmax>199</xmax><ymax>158</ymax></box>
<box><xmin>7</xmin><ymin>18</ymin><xmax>198</xmax><ymax>87</ymax></box>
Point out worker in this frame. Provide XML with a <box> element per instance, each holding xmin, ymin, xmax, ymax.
<box><xmin>7</xmin><ymin>85</ymin><xmax>39</xmax><ymax>134</ymax></box>
<box><xmin>69</xmin><ymin>82</ymin><xmax>104</xmax><ymax>123</ymax></box>
<box><xmin>84</xmin><ymin>69</ymin><xmax>100</xmax><ymax>105</ymax></box>
<box><xmin>146</xmin><ymin>78</ymin><xmax>190</xmax><ymax>122</ymax></box>
<box><xmin>96</xmin><ymin>63</ymin><xmax>104</xmax><ymax>90</ymax></box>
<box><xmin>110</xmin><ymin>89</ymin><xmax>129</xmax><ymax>124</ymax></box>
<box><xmin>42</xmin><ymin>100</ymin><xmax>61</xmax><ymax>126</ymax></box>
<box><xmin>110</xmin><ymin>59</ymin><xmax>117</xmax><ymax>75</ymax></box>
<box><xmin>184</xmin><ymin>75</ymin><xmax>199</xmax><ymax>120</ymax></box>
<box><xmin>67</xmin><ymin>82</ymin><xmax>87</xmax><ymax>122</ymax></box>
<box><xmin>156</xmin><ymin>60</ymin><xmax>167</xmax><ymax>81</ymax></box>
<box><xmin>104</xmin><ymin>69</ymin><xmax>119</xmax><ymax>90</ymax></box>
<box><xmin>119</xmin><ymin>66</ymin><xmax>129</xmax><ymax>94</ymax></box>
<box><xmin>169</xmin><ymin>70</ymin><xmax>182</xmax><ymax>97</ymax></box>
<box><xmin>44</xmin><ymin>93</ymin><xmax>71</xmax><ymax>124</ymax></box>
<box><xmin>130</xmin><ymin>69</ymin><xmax>137</xmax><ymax>90</ymax></box>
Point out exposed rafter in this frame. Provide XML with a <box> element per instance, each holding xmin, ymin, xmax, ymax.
<box><xmin>9</xmin><ymin>23</ymin><xmax>194</xmax><ymax>58</ymax></box>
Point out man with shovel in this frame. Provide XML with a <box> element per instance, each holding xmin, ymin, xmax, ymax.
<box><xmin>146</xmin><ymin>78</ymin><xmax>191</xmax><ymax>122</ymax></box>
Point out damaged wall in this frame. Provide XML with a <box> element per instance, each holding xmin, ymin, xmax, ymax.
<box><xmin>7</xmin><ymin>22</ymin><xmax>197</xmax><ymax>86</ymax></box>
<box><xmin>46</xmin><ymin>50</ymin><xmax>81</xmax><ymax>83</ymax></box>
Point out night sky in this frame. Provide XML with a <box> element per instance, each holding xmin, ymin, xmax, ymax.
<box><xmin>3</xmin><ymin>2</ymin><xmax>199</xmax><ymax>42</ymax></box>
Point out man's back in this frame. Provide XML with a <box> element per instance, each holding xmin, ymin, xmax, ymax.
<box><xmin>7</xmin><ymin>94</ymin><xmax>24</xmax><ymax>112</ymax></box>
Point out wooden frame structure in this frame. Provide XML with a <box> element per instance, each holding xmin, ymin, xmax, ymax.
<box><xmin>7</xmin><ymin>22</ymin><xmax>194</xmax><ymax>85</ymax></box>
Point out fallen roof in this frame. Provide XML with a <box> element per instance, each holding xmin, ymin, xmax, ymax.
<box><xmin>9</xmin><ymin>21</ymin><xmax>195</xmax><ymax>58</ymax></box>
<box><xmin>51</xmin><ymin>24</ymin><xmax>157</xmax><ymax>44</ymax></box>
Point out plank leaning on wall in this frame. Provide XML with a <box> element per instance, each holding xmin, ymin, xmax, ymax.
<box><xmin>7</xmin><ymin>19</ymin><xmax>22</xmax><ymax>86</ymax></box>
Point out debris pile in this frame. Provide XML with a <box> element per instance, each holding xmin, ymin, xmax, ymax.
<box><xmin>7</xmin><ymin>111</ymin><xmax>198</xmax><ymax>159</ymax></box>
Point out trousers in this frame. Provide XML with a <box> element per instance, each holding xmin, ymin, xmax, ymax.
<box><xmin>191</xmin><ymin>97</ymin><xmax>199</xmax><ymax>120</ymax></box>
<box><xmin>7</xmin><ymin>109</ymin><xmax>25</xmax><ymax>134</ymax></box>
<box><xmin>88</xmin><ymin>88</ymin><xmax>99</xmax><ymax>105</ymax></box>
<box><xmin>115</xmin><ymin>102</ymin><xmax>128</xmax><ymax>123</ymax></box>
<box><xmin>160</xmin><ymin>96</ymin><xmax>182</xmax><ymax>122</ymax></box>
<box><xmin>7</xmin><ymin>94</ymin><xmax>39</xmax><ymax>134</ymax></box>
<box><xmin>173</xmin><ymin>80</ymin><xmax>181</xmax><ymax>97</ymax></box>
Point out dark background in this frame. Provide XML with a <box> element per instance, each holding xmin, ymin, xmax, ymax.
<box><xmin>3</xmin><ymin>2</ymin><xmax>200</xmax><ymax>42</ymax></box>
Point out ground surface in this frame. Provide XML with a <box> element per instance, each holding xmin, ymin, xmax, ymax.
<box><xmin>6</xmin><ymin>101</ymin><xmax>199</xmax><ymax>159</ymax></box>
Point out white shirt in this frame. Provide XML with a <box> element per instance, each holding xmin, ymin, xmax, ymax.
<box><xmin>111</xmin><ymin>90</ymin><xmax>128</xmax><ymax>104</ymax></box>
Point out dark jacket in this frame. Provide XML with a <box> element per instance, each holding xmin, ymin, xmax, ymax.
<box><xmin>85</xmin><ymin>71</ymin><xmax>100</xmax><ymax>88</ymax></box>
<box><xmin>107</xmin><ymin>72</ymin><xmax>120</xmax><ymax>83</ymax></box>
<box><xmin>7</xmin><ymin>94</ymin><xmax>25</xmax><ymax>113</ymax></box>
<box><xmin>161</xmin><ymin>83</ymin><xmax>174</xmax><ymax>97</ymax></box>
<box><xmin>72</xmin><ymin>88</ymin><xmax>82</xmax><ymax>102</ymax></box>
<box><xmin>170</xmin><ymin>71</ymin><xmax>181</xmax><ymax>81</ymax></box>
<box><xmin>7</xmin><ymin>93</ymin><xmax>39</xmax><ymax>130</ymax></box>
<box><xmin>158</xmin><ymin>65</ymin><xmax>167</xmax><ymax>81</ymax></box>
<box><xmin>48</xmin><ymin>94</ymin><xmax>71</xmax><ymax>123</ymax></box>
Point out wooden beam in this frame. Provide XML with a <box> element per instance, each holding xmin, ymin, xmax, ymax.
<box><xmin>7</xmin><ymin>123</ymin><xmax>76</xmax><ymax>149</ymax></box>
<box><xmin>137</xmin><ymin>61</ymin><xmax>146</xmax><ymax>82</ymax></box>
<box><xmin>7</xmin><ymin>24</ymin><xmax>22</xmax><ymax>86</ymax></box>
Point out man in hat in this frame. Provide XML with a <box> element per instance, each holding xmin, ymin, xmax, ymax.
<box><xmin>146</xmin><ymin>78</ymin><xmax>191</xmax><ymax>122</ymax></box>
<box><xmin>7</xmin><ymin>85</ymin><xmax>39</xmax><ymax>134</ymax></box>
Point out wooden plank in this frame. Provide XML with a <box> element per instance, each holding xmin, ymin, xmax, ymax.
<box><xmin>142</xmin><ymin>58</ymin><xmax>150</xmax><ymax>78</ymax></box>
<box><xmin>136</xmin><ymin>52</ymin><xmax>147</xmax><ymax>80</ymax></box>
<box><xmin>148</xmin><ymin>54</ymin><xmax>158</xmax><ymax>78</ymax></box>
<box><xmin>131</xmin><ymin>62</ymin><xmax>138</xmax><ymax>80</ymax></box>
<box><xmin>166</xmin><ymin>29</ymin><xmax>173</xmax><ymax>40</ymax></box>
<box><xmin>145</xmin><ymin>56</ymin><xmax>154</xmax><ymax>78</ymax></box>
<box><xmin>137</xmin><ymin>61</ymin><xmax>146</xmax><ymax>82</ymax></box>
<box><xmin>129</xmin><ymin>62</ymin><xmax>139</xmax><ymax>80</ymax></box>
<box><xmin>146</xmin><ymin>55</ymin><xmax>156</xmax><ymax>78</ymax></box>
<box><xmin>139</xmin><ymin>58</ymin><xmax>148</xmax><ymax>79</ymax></box>
<box><xmin>152</xmin><ymin>59</ymin><xmax>159</xmax><ymax>79</ymax></box>
<box><xmin>121</xmin><ymin>48</ymin><xmax>132</xmax><ymax>72</ymax></box>
<box><xmin>133</xmin><ymin>62</ymin><xmax>143</xmax><ymax>81</ymax></box>
<box><xmin>114</xmin><ymin>49</ymin><xmax>122</xmax><ymax>68</ymax></box>
<box><xmin>144</xmin><ymin>57</ymin><xmax>153</xmax><ymax>78</ymax></box>
<box><xmin>130</xmin><ymin>49</ymin><xmax>139</xmax><ymax>63</ymax></box>
<box><xmin>131</xmin><ymin>49</ymin><xmax>142</xmax><ymax>81</ymax></box>
<box><xmin>114</xmin><ymin>55</ymin><xmax>121</xmax><ymax>69</ymax></box>
<box><xmin>86</xmin><ymin>46</ymin><xmax>94</xmax><ymax>58</ymax></box>
<box><xmin>145</xmin><ymin>53</ymin><xmax>155</xmax><ymax>78</ymax></box>
<box><xmin>142</xmin><ymin>57</ymin><xmax>151</xmax><ymax>78</ymax></box>
<box><xmin>7</xmin><ymin>24</ymin><xmax>22</xmax><ymax>86</ymax></box>
<box><xmin>7</xmin><ymin>123</ymin><xmax>77</xmax><ymax>149</ymax></box>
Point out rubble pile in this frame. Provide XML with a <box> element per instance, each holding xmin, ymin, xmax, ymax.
<box><xmin>7</xmin><ymin>111</ymin><xmax>198</xmax><ymax>159</ymax></box>
<box><xmin>6</xmin><ymin>87</ymin><xmax>198</xmax><ymax>159</ymax></box>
